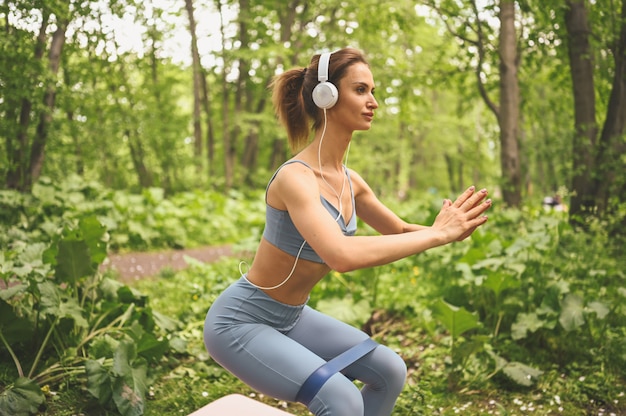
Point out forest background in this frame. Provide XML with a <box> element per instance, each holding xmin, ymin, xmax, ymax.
<box><xmin>2</xmin><ymin>0</ymin><xmax>624</xmax><ymax>215</ymax></box>
<box><xmin>1</xmin><ymin>0</ymin><xmax>626</xmax><ymax>415</ymax></box>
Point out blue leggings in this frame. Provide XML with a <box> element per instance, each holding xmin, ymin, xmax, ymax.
<box><xmin>204</xmin><ymin>277</ymin><xmax>407</xmax><ymax>416</ymax></box>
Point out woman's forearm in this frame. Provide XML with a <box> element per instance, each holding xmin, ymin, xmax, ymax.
<box><xmin>324</xmin><ymin>228</ymin><xmax>446</xmax><ymax>273</ymax></box>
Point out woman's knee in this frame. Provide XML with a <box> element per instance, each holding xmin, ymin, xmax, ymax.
<box><xmin>309</xmin><ymin>373</ymin><xmax>364</xmax><ymax>416</ymax></box>
<box><xmin>370</xmin><ymin>345</ymin><xmax>408</xmax><ymax>393</ymax></box>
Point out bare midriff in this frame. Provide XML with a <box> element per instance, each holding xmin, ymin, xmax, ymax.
<box><xmin>245</xmin><ymin>238</ymin><xmax>331</xmax><ymax>305</ymax></box>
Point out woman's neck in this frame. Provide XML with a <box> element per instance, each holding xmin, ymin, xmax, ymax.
<box><xmin>308</xmin><ymin>128</ymin><xmax>351</xmax><ymax>171</ymax></box>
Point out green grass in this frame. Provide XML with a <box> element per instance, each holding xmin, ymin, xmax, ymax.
<box><xmin>15</xmin><ymin>253</ymin><xmax>625</xmax><ymax>415</ymax></box>
<box><xmin>3</xmin><ymin>181</ymin><xmax>624</xmax><ymax>415</ymax></box>
<box><xmin>119</xmin><ymin>255</ymin><xmax>625</xmax><ymax>416</ymax></box>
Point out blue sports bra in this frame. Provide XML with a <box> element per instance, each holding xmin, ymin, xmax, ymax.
<box><xmin>262</xmin><ymin>160</ymin><xmax>357</xmax><ymax>263</ymax></box>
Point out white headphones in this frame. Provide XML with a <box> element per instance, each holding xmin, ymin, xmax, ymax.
<box><xmin>312</xmin><ymin>52</ymin><xmax>338</xmax><ymax>109</ymax></box>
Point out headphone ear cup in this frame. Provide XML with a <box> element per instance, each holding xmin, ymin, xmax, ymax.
<box><xmin>312</xmin><ymin>81</ymin><xmax>338</xmax><ymax>109</ymax></box>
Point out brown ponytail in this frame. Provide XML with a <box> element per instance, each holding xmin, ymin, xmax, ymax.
<box><xmin>270</xmin><ymin>48</ymin><xmax>370</xmax><ymax>153</ymax></box>
<box><xmin>270</xmin><ymin>67</ymin><xmax>310</xmax><ymax>152</ymax></box>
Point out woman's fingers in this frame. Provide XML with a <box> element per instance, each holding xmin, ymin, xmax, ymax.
<box><xmin>467</xmin><ymin>198</ymin><xmax>492</xmax><ymax>219</ymax></box>
<box><xmin>452</xmin><ymin>186</ymin><xmax>476</xmax><ymax>208</ymax></box>
<box><xmin>452</xmin><ymin>186</ymin><xmax>489</xmax><ymax>211</ymax></box>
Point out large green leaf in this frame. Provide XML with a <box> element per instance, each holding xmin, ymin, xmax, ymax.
<box><xmin>135</xmin><ymin>332</ymin><xmax>169</xmax><ymax>364</ymax></box>
<box><xmin>0</xmin><ymin>377</ymin><xmax>45</xmax><ymax>416</ymax></box>
<box><xmin>152</xmin><ymin>310</ymin><xmax>181</xmax><ymax>332</ymax></box>
<box><xmin>85</xmin><ymin>358</ymin><xmax>113</xmax><ymax>405</ymax></box>
<box><xmin>117</xmin><ymin>286</ymin><xmax>147</xmax><ymax>306</ymax></box>
<box><xmin>112</xmin><ymin>367</ymin><xmax>146</xmax><ymax>416</ymax></box>
<box><xmin>126</xmin><ymin>320</ymin><xmax>169</xmax><ymax>364</ymax></box>
<box><xmin>502</xmin><ymin>361</ymin><xmax>544</xmax><ymax>387</ymax></box>
<box><xmin>89</xmin><ymin>335</ymin><xmax>120</xmax><ymax>359</ymax></box>
<box><xmin>38</xmin><ymin>281</ymin><xmax>88</xmax><ymax>327</ymax></box>
<box><xmin>54</xmin><ymin>239</ymin><xmax>96</xmax><ymax>283</ymax></box>
<box><xmin>587</xmin><ymin>301</ymin><xmax>610</xmax><ymax>319</ymax></box>
<box><xmin>488</xmin><ymin>351</ymin><xmax>543</xmax><ymax>387</ymax></box>
<box><xmin>0</xmin><ymin>283</ymin><xmax>27</xmax><ymax>301</ymax></box>
<box><xmin>0</xmin><ymin>299</ymin><xmax>34</xmax><ymax>344</ymax></box>
<box><xmin>100</xmin><ymin>277</ymin><xmax>124</xmax><ymax>301</ymax></box>
<box><xmin>483</xmin><ymin>271</ymin><xmax>520</xmax><ymax>298</ymax></box>
<box><xmin>112</xmin><ymin>342</ymin><xmax>147</xmax><ymax>416</ymax></box>
<box><xmin>431</xmin><ymin>298</ymin><xmax>479</xmax><ymax>339</ymax></box>
<box><xmin>511</xmin><ymin>312</ymin><xmax>547</xmax><ymax>340</ymax></box>
<box><xmin>10</xmin><ymin>243</ymin><xmax>50</xmax><ymax>279</ymax></box>
<box><xmin>16</xmin><ymin>243</ymin><xmax>48</xmax><ymax>272</ymax></box>
<box><xmin>78</xmin><ymin>216</ymin><xmax>108</xmax><ymax>265</ymax></box>
<box><xmin>559</xmin><ymin>293</ymin><xmax>585</xmax><ymax>331</ymax></box>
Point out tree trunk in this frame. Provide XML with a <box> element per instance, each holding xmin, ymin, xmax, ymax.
<box><xmin>200</xmin><ymin>69</ymin><xmax>216</xmax><ymax>180</ymax></box>
<box><xmin>593</xmin><ymin>0</ymin><xmax>626</xmax><ymax>213</ymax></box>
<box><xmin>217</xmin><ymin>0</ymin><xmax>233</xmax><ymax>188</ymax></box>
<box><xmin>6</xmin><ymin>10</ymin><xmax>50</xmax><ymax>191</ymax></box>
<box><xmin>185</xmin><ymin>0</ymin><xmax>203</xmax><ymax>171</ymax></box>
<box><xmin>67</xmin><ymin>110</ymin><xmax>84</xmax><ymax>175</ymax></box>
<box><xmin>267</xmin><ymin>0</ymin><xmax>306</xmax><ymax>170</ymax></box>
<box><xmin>564</xmin><ymin>0</ymin><xmax>598</xmax><ymax>222</ymax></box>
<box><xmin>444</xmin><ymin>153</ymin><xmax>456</xmax><ymax>193</ymax></box>
<box><xmin>498</xmin><ymin>0</ymin><xmax>522</xmax><ymax>207</ymax></box>
<box><xmin>126</xmin><ymin>128</ymin><xmax>154</xmax><ymax>188</ymax></box>
<box><xmin>242</xmin><ymin>92</ymin><xmax>268</xmax><ymax>185</ymax></box>
<box><xmin>113</xmin><ymin>44</ymin><xmax>153</xmax><ymax>188</ymax></box>
<box><xmin>61</xmin><ymin>46</ymin><xmax>83</xmax><ymax>176</ymax></box>
<box><xmin>396</xmin><ymin>120</ymin><xmax>410</xmax><ymax>198</ymax></box>
<box><xmin>230</xmin><ymin>0</ymin><xmax>250</xmax><ymax>185</ymax></box>
<box><xmin>28</xmin><ymin>18</ymin><xmax>68</xmax><ymax>188</ymax></box>
<box><xmin>457</xmin><ymin>143</ymin><xmax>465</xmax><ymax>191</ymax></box>
<box><xmin>270</xmin><ymin>139</ymin><xmax>286</xmax><ymax>171</ymax></box>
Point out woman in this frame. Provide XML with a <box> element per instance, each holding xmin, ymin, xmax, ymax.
<box><xmin>204</xmin><ymin>47</ymin><xmax>492</xmax><ymax>416</ymax></box>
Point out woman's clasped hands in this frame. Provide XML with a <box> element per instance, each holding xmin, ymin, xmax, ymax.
<box><xmin>432</xmin><ymin>186</ymin><xmax>492</xmax><ymax>243</ymax></box>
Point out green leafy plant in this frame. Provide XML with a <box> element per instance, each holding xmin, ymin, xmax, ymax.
<box><xmin>0</xmin><ymin>176</ymin><xmax>265</xmax><ymax>255</ymax></box>
<box><xmin>2</xmin><ymin>181</ymin><xmax>625</xmax><ymax>414</ymax></box>
<box><xmin>0</xmin><ymin>216</ymin><xmax>176</xmax><ymax>416</ymax></box>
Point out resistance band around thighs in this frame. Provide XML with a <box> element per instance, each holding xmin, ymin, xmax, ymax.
<box><xmin>295</xmin><ymin>337</ymin><xmax>379</xmax><ymax>406</ymax></box>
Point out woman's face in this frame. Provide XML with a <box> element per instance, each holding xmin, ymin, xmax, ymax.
<box><xmin>330</xmin><ymin>62</ymin><xmax>378</xmax><ymax>132</ymax></box>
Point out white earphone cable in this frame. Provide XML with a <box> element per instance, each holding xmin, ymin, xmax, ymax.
<box><xmin>241</xmin><ymin>108</ymin><xmax>350</xmax><ymax>291</ymax></box>
<box><xmin>240</xmin><ymin>237</ymin><xmax>306</xmax><ymax>290</ymax></box>
<box><xmin>318</xmin><ymin>108</ymin><xmax>346</xmax><ymax>222</ymax></box>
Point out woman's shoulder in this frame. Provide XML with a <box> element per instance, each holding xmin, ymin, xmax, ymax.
<box><xmin>267</xmin><ymin>160</ymin><xmax>318</xmax><ymax>207</ymax></box>
<box><xmin>267</xmin><ymin>159</ymin><xmax>315</xmax><ymax>188</ymax></box>
<box><xmin>275</xmin><ymin>159</ymin><xmax>317</xmax><ymax>180</ymax></box>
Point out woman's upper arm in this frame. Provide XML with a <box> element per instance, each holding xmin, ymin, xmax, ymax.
<box><xmin>349</xmin><ymin>169</ymin><xmax>426</xmax><ymax>234</ymax></box>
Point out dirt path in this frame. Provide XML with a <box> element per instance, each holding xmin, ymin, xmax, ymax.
<box><xmin>102</xmin><ymin>245</ymin><xmax>232</xmax><ymax>283</ymax></box>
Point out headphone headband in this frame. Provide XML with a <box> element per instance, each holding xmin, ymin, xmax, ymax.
<box><xmin>318</xmin><ymin>52</ymin><xmax>332</xmax><ymax>83</ymax></box>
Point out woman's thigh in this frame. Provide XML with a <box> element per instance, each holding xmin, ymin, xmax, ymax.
<box><xmin>286</xmin><ymin>306</ymin><xmax>407</xmax><ymax>416</ymax></box>
<box><xmin>206</xmin><ymin>320</ymin><xmax>327</xmax><ymax>401</ymax></box>
<box><xmin>204</xmin><ymin>281</ymin><xmax>328</xmax><ymax>401</ymax></box>
<box><xmin>285</xmin><ymin>306</ymin><xmax>371</xmax><ymax>361</ymax></box>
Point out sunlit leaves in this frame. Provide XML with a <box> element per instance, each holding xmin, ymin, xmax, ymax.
<box><xmin>431</xmin><ymin>298</ymin><xmax>480</xmax><ymax>339</ymax></box>
<box><xmin>488</xmin><ymin>351</ymin><xmax>544</xmax><ymax>387</ymax></box>
<box><xmin>483</xmin><ymin>271</ymin><xmax>520</xmax><ymax>299</ymax></box>
<box><xmin>559</xmin><ymin>293</ymin><xmax>585</xmax><ymax>331</ymax></box>
<box><xmin>511</xmin><ymin>311</ymin><xmax>547</xmax><ymax>340</ymax></box>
